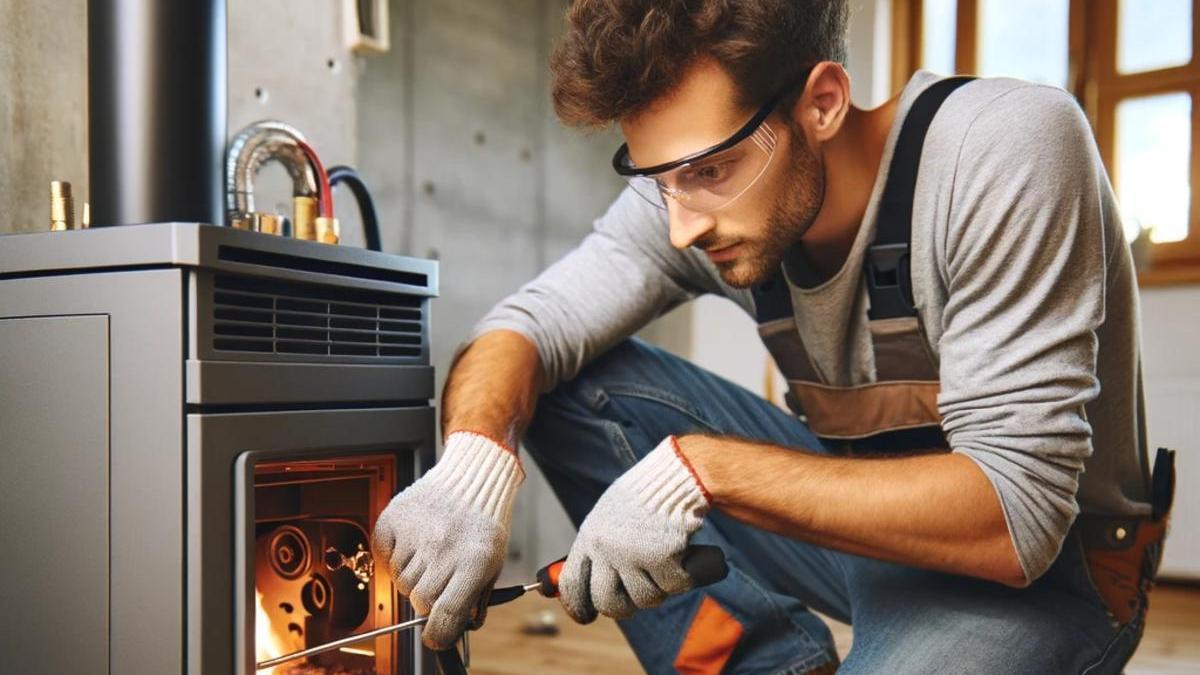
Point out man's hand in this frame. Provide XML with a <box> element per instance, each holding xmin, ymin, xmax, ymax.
<box><xmin>372</xmin><ymin>431</ymin><xmax>523</xmax><ymax>649</ymax></box>
<box><xmin>558</xmin><ymin>436</ymin><xmax>712</xmax><ymax>623</ymax></box>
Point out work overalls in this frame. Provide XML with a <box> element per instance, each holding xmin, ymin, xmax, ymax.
<box><xmin>751</xmin><ymin>77</ymin><xmax>1174</xmax><ymax>644</ymax></box>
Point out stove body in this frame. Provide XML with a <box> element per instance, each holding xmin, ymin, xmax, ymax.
<box><xmin>0</xmin><ymin>223</ymin><xmax>438</xmax><ymax>674</ymax></box>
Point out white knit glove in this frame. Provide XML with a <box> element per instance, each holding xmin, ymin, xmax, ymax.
<box><xmin>558</xmin><ymin>435</ymin><xmax>712</xmax><ymax>623</ymax></box>
<box><xmin>372</xmin><ymin>430</ymin><xmax>523</xmax><ymax>649</ymax></box>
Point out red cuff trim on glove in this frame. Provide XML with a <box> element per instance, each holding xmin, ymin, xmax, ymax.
<box><xmin>669</xmin><ymin>435</ymin><xmax>713</xmax><ymax>505</ymax></box>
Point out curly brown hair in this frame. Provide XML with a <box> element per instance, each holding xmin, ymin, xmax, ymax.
<box><xmin>549</xmin><ymin>0</ymin><xmax>849</xmax><ymax>128</ymax></box>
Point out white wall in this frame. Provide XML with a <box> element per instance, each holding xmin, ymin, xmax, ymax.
<box><xmin>1139</xmin><ymin>288</ymin><xmax>1200</xmax><ymax>578</ymax></box>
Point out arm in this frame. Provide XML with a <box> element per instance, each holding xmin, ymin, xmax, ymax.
<box><xmin>442</xmin><ymin>185</ymin><xmax>722</xmax><ymax>441</ymax></box>
<box><xmin>678</xmin><ymin>436</ymin><xmax>1026</xmax><ymax>586</ymax></box>
<box><xmin>441</xmin><ymin>329</ymin><xmax>543</xmax><ymax>447</ymax></box>
<box><xmin>378</xmin><ymin>187</ymin><xmax>717</xmax><ymax>645</ymax></box>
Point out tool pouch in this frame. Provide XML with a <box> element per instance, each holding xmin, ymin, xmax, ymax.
<box><xmin>1078</xmin><ymin>447</ymin><xmax>1176</xmax><ymax>626</ymax></box>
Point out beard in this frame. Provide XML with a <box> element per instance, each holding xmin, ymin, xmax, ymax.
<box><xmin>708</xmin><ymin>130</ymin><xmax>824</xmax><ymax>289</ymax></box>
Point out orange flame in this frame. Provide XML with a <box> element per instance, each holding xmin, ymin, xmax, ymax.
<box><xmin>255</xmin><ymin>589</ymin><xmax>290</xmax><ymax>673</ymax></box>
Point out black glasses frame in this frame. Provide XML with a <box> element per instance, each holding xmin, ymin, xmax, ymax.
<box><xmin>611</xmin><ymin>88</ymin><xmax>789</xmax><ymax>178</ymax></box>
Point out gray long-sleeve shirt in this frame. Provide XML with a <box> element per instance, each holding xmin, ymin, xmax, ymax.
<box><xmin>471</xmin><ymin>71</ymin><xmax>1152</xmax><ymax>581</ymax></box>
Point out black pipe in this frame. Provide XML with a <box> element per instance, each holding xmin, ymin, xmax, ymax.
<box><xmin>328</xmin><ymin>165</ymin><xmax>383</xmax><ymax>252</ymax></box>
<box><xmin>88</xmin><ymin>0</ymin><xmax>227</xmax><ymax>227</ymax></box>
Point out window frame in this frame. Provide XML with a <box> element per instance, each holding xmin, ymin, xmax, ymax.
<box><xmin>892</xmin><ymin>0</ymin><xmax>1200</xmax><ymax>286</ymax></box>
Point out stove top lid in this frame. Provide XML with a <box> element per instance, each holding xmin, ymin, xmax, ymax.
<box><xmin>0</xmin><ymin>223</ymin><xmax>438</xmax><ymax>297</ymax></box>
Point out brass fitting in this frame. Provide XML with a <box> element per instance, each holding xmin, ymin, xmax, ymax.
<box><xmin>81</xmin><ymin>202</ymin><xmax>90</xmax><ymax>228</ymax></box>
<box><xmin>293</xmin><ymin>195</ymin><xmax>318</xmax><ymax>241</ymax></box>
<box><xmin>315</xmin><ymin>216</ymin><xmax>340</xmax><ymax>245</ymax></box>
<box><xmin>257</xmin><ymin>213</ymin><xmax>283</xmax><ymax>235</ymax></box>
<box><xmin>231</xmin><ymin>212</ymin><xmax>283</xmax><ymax>235</ymax></box>
<box><xmin>49</xmin><ymin>181</ymin><xmax>74</xmax><ymax>231</ymax></box>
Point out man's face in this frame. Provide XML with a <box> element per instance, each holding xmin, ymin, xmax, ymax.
<box><xmin>620</xmin><ymin>59</ymin><xmax>825</xmax><ymax>288</ymax></box>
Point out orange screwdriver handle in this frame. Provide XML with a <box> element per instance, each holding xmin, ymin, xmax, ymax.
<box><xmin>534</xmin><ymin>545</ymin><xmax>728</xmax><ymax>598</ymax></box>
<box><xmin>535</xmin><ymin>558</ymin><xmax>566</xmax><ymax>597</ymax></box>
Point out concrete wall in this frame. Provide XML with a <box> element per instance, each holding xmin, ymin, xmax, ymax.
<box><xmin>0</xmin><ymin>1</ymin><xmax>89</xmax><ymax>234</ymax></box>
<box><xmin>355</xmin><ymin>0</ymin><xmax>642</xmax><ymax>578</ymax></box>
<box><xmin>0</xmin><ymin>0</ymin><xmax>625</xmax><ymax>578</ymax></box>
<box><xmin>1140</xmin><ymin>289</ymin><xmax>1200</xmax><ymax>578</ymax></box>
<box><xmin>227</xmin><ymin>0</ymin><xmax>365</xmax><ymax>246</ymax></box>
<box><xmin>0</xmin><ymin>0</ymin><xmax>362</xmax><ymax>237</ymax></box>
<box><xmin>358</xmin><ymin>0</ymin><xmax>626</xmax><ymax>385</ymax></box>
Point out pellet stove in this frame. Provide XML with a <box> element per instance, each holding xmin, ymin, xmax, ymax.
<box><xmin>0</xmin><ymin>223</ymin><xmax>438</xmax><ymax>674</ymax></box>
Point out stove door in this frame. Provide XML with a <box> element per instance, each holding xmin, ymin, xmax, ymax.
<box><xmin>187</xmin><ymin>406</ymin><xmax>435</xmax><ymax>675</ymax></box>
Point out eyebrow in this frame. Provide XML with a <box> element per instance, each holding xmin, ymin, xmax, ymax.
<box><xmin>613</xmin><ymin>89</ymin><xmax>784</xmax><ymax>177</ymax></box>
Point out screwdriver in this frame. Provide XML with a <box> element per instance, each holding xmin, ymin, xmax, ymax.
<box><xmin>487</xmin><ymin>543</ymin><xmax>728</xmax><ymax>605</ymax></box>
<box><xmin>255</xmin><ymin>545</ymin><xmax>727</xmax><ymax>670</ymax></box>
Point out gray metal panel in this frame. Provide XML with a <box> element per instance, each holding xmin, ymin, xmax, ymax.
<box><xmin>0</xmin><ymin>315</ymin><xmax>109</xmax><ymax>674</ymax></box>
<box><xmin>0</xmin><ymin>223</ymin><xmax>439</xmax><ymax>299</ymax></box>
<box><xmin>0</xmin><ymin>269</ymin><xmax>186</xmax><ymax>673</ymax></box>
<box><xmin>185</xmin><ymin>406</ymin><xmax>436</xmax><ymax>675</ymax></box>
<box><xmin>186</xmin><ymin>360</ymin><xmax>434</xmax><ymax>404</ymax></box>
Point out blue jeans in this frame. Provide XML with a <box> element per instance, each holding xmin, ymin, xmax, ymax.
<box><xmin>523</xmin><ymin>339</ymin><xmax>1140</xmax><ymax>674</ymax></box>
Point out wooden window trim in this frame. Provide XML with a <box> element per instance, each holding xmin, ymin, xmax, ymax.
<box><xmin>890</xmin><ymin>0</ymin><xmax>921</xmax><ymax>95</ymax></box>
<box><xmin>1088</xmin><ymin>0</ymin><xmax>1200</xmax><ymax>284</ymax></box>
<box><xmin>891</xmin><ymin>0</ymin><xmax>1200</xmax><ymax>286</ymax></box>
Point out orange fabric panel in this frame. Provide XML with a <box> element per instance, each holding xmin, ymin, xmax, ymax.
<box><xmin>673</xmin><ymin>595</ymin><xmax>744</xmax><ymax>675</ymax></box>
<box><xmin>788</xmin><ymin>379</ymin><xmax>941</xmax><ymax>439</ymax></box>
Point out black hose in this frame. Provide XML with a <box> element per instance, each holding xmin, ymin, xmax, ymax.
<box><xmin>328</xmin><ymin>165</ymin><xmax>383</xmax><ymax>252</ymax></box>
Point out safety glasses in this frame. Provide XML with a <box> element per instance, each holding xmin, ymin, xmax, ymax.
<box><xmin>612</xmin><ymin>90</ymin><xmax>785</xmax><ymax>213</ymax></box>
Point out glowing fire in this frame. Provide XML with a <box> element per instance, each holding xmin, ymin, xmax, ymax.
<box><xmin>255</xmin><ymin>589</ymin><xmax>289</xmax><ymax>673</ymax></box>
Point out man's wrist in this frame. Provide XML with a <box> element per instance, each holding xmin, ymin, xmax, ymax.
<box><xmin>673</xmin><ymin>434</ymin><xmax>723</xmax><ymax>505</ymax></box>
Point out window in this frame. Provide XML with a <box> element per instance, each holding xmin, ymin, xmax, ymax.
<box><xmin>892</xmin><ymin>0</ymin><xmax>1200</xmax><ymax>285</ymax></box>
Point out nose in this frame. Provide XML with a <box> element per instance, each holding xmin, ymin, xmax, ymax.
<box><xmin>667</xmin><ymin>198</ymin><xmax>716</xmax><ymax>250</ymax></box>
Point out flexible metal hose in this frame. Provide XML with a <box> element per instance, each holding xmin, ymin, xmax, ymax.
<box><xmin>225</xmin><ymin>120</ymin><xmax>319</xmax><ymax>225</ymax></box>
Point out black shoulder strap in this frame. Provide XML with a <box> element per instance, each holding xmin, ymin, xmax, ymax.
<box><xmin>866</xmin><ymin>76</ymin><xmax>974</xmax><ymax>320</ymax></box>
<box><xmin>752</xmin><ymin>76</ymin><xmax>975</xmax><ymax>324</ymax></box>
<box><xmin>750</xmin><ymin>270</ymin><xmax>793</xmax><ymax>322</ymax></box>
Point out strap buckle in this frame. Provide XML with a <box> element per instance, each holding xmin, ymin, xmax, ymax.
<box><xmin>865</xmin><ymin>242</ymin><xmax>914</xmax><ymax>319</ymax></box>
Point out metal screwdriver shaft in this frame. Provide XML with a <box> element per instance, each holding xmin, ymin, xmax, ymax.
<box><xmin>256</xmin><ymin>615</ymin><xmax>427</xmax><ymax>670</ymax></box>
<box><xmin>256</xmin><ymin>547</ymin><xmax>725</xmax><ymax>672</ymax></box>
<box><xmin>255</xmin><ymin>584</ymin><xmax>541</xmax><ymax>671</ymax></box>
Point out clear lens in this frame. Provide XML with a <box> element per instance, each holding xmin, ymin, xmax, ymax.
<box><xmin>625</xmin><ymin>175</ymin><xmax>669</xmax><ymax>209</ymax></box>
<box><xmin>622</xmin><ymin>123</ymin><xmax>778</xmax><ymax>213</ymax></box>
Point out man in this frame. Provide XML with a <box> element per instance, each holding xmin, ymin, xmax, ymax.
<box><xmin>373</xmin><ymin>1</ymin><xmax>1171</xmax><ymax>672</ymax></box>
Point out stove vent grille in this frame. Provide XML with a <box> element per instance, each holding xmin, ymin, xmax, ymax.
<box><xmin>211</xmin><ymin>274</ymin><xmax>424</xmax><ymax>359</ymax></box>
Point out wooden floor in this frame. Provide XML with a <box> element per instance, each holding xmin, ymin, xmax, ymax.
<box><xmin>467</xmin><ymin>584</ymin><xmax>1200</xmax><ymax>674</ymax></box>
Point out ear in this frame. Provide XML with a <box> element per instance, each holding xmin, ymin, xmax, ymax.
<box><xmin>787</xmin><ymin>62</ymin><xmax>851</xmax><ymax>146</ymax></box>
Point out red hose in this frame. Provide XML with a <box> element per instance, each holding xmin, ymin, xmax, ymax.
<box><xmin>296</xmin><ymin>139</ymin><xmax>333</xmax><ymax>218</ymax></box>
